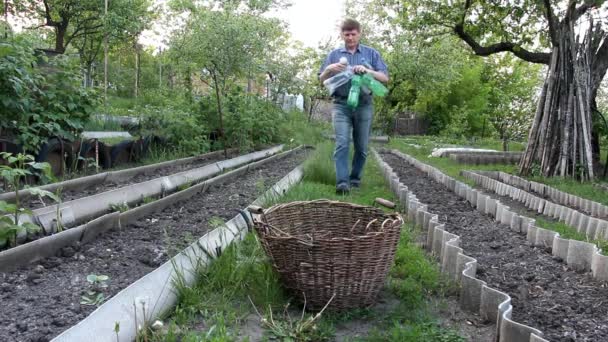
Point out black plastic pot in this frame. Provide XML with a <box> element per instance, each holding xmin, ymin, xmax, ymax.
<box><xmin>35</xmin><ymin>138</ymin><xmax>74</xmax><ymax>177</ymax></box>
<box><xmin>77</xmin><ymin>139</ymin><xmax>112</xmax><ymax>170</ymax></box>
<box><xmin>110</xmin><ymin>140</ymin><xmax>135</xmax><ymax>167</ymax></box>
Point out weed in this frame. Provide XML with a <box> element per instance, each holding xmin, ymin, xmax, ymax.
<box><xmin>114</xmin><ymin>322</ymin><xmax>120</xmax><ymax>342</ymax></box>
<box><xmin>250</xmin><ymin>296</ymin><xmax>335</xmax><ymax>342</ymax></box>
<box><xmin>81</xmin><ymin>274</ymin><xmax>109</xmax><ymax>306</ymax></box>
<box><xmin>254</xmin><ymin>178</ymin><xmax>266</xmax><ymax>195</ymax></box>
<box><xmin>208</xmin><ymin>216</ymin><xmax>225</xmax><ymax>229</ymax></box>
<box><xmin>142</xmin><ymin>196</ymin><xmax>155</xmax><ymax>205</ymax></box>
<box><xmin>110</xmin><ymin>201</ymin><xmax>130</xmax><ymax>213</ymax></box>
<box><xmin>177</xmin><ymin>182</ymin><xmax>192</xmax><ymax>192</ymax></box>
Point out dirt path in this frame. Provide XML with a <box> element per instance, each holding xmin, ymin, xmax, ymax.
<box><xmin>381</xmin><ymin>152</ymin><xmax>608</xmax><ymax>342</ymax></box>
<box><xmin>0</xmin><ymin>149</ymin><xmax>308</xmax><ymax>342</ymax></box>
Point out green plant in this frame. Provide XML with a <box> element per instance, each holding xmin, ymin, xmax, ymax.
<box><xmin>0</xmin><ymin>38</ymin><xmax>99</xmax><ymax>154</ymax></box>
<box><xmin>0</xmin><ymin>153</ymin><xmax>57</xmax><ymax>247</ymax></box>
<box><xmin>114</xmin><ymin>322</ymin><xmax>120</xmax><ymax>342</ymax></box>
<box><xmin>177</xmin><ymin>182</ymin><xmax>192</xmax><ymax>192</ymax></box>
<box><xmin>251</xmin><ymin>297</ymin><xmax>334</xmax><ymax>342</ymax></box>
<box><xmin>208</xmin><ymin>216</ymin><xmax>225</xmax><ymax>229</ymax></box>
<box><xmin>80</xmin><ymin>274</ymin><xmax>110</xmax><ymax>306</ymax></box>
<box><xmin>110</xmin><ymin>201</ymin><xmax>130</xmax><ymax>213</ymax></box>
<box><xmin>142</xmin><ymin>196</ymin><xmax>155</xmax><ymax>205</ymax></box>
<box><xmin>254</xmin><ymin>179</ymin><xmax>266</xmax><ymax>195</ymax></box>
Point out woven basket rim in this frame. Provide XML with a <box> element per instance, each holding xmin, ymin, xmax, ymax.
<box><xmin>254</xmin><ymin>199</ymin><xmax>404</xmax><ymax>242</ymax></box>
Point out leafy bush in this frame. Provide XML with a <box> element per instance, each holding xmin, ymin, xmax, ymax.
<box><xmin>135</xmin><ymin>105</ymin><xmax>210</xmax><ymax>155</ymax></box>
<box><xmin>0</xmin><ymin>37</ymin><xmax>99</xmax><ymax>153</ymax></box>
<box><xmin>199</xmin><ymin>91</ymin><xmax>285</xmax><ymax>150</ymax></box>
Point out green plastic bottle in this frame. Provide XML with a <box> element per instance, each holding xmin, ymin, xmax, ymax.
<box><xmin>362</xmin><ymin>73</ymin><xmax>389</xmax><ymax>97</ymax></box>
<box><xmin>347</xmin><ymin>75</ymin><xmax>362</xmax><ymax>108</ymax></box>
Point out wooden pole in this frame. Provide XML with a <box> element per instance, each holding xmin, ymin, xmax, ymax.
<box><xmin>158</xmin><ymin>47</ymin><xmax>162</xmax><ymax>89</ymax></box>
<box><xmin>134</xmin><ymin>44</ymin><xmax>140</xmax><ymax>98</ymax></box>
<box><xmin>4</xmin><ymin>0</ymin><xmax>8</xmax><ymax>40</ymax></box>
<box><xmin>104</xmin><ymin>0</ymin><xmax>108</xmax><ymax>105</ymax></box>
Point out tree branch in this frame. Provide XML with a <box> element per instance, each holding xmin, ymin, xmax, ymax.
<box><xmin>453</xmin><ymin>24</ymin><xmax>551</xmax><ymax>64</ymax></box>
<box><xmin>454</xmin><ymin>0</ymin><xmax>551</xmax><ymax>64</ymax></box>
<box><xmin>573</xmin><ymin>1</ymin><xmax>600</xmax><ymax>22</ymax></box>
<box><xmin>43</xmin><ymin>0</ymin><xmax>58</xmax><ymax>26</ymax></box>
<box><xmin>542</xmin><ymin>0</ymin><xmax>558</xmax><ymax>46</ymax></box>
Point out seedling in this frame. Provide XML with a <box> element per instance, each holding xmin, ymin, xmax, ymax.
<box><xmin>0</xmin><ymin>153</ymin><xmax>55</xmax><ymax>247</ymax></box>
<box><xmin>81</xmin><ymin>274</ymin><xmax>110</xmax><ymax>306</ymax></box>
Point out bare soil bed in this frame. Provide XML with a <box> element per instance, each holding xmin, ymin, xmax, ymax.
<box><xmin>381</xmin><ymin>152</ymin><xmax>608</xmax><ymax>342</ymax></box>
<box><xmin>484</xmin><ymin>172</ymin><xmax>605</xmax><ymax>220</ymax></box>
<box><xmin>23</xmin><ymin>150</ymin><xmax>240</xmax><ymax>210</ymax></box>
<box><xmin>0</xmin><ymin>149</ymin><xmax>308</xmax><ymax>342</ymax></box>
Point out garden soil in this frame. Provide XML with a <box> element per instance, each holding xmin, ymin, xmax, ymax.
<box><xmin>381</xmin><ymin>152</ymin><xmax>608</xmax><ymax>342</ymax></box>
<box><xmin>0</xmin><ymin>149</ymin><xmax>308</xmax><ymax>342</ymax></box>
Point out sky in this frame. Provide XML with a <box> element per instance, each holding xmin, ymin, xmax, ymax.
<box><xmin>139</xmin><ymin>0</ymin><xmax>347</xmax><ymax>50</ymax></box>
<box><xmin>268</xmin><ymin>0</ymin><xmax>346</xmax><ymax>48</ymax></box>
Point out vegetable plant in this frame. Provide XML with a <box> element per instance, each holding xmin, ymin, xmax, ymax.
<box><xmin>81</xmin><ymin>274</ymin><xmax>110</xmax><ymax>306</ymax></box>
<box><xmin>0</xmin><ymin>152</ymin><xmax>57</xmax><ymax>247</ymax></box>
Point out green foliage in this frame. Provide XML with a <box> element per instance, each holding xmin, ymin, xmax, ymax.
<box><xmin>486</xmin><ymin>54</ymin><xmax>542</xmax><ymax>149</ymax></box>
<box><xmin>0</xmin><ymin>38</ymin><xmax>98</xmax><ymax>153</ymax></box>
<box><xmin>199</xmin><ymin>92</ymin><xmax>285</xmax><ymax>150</ymax></box>
<box><xmin>0</xmin><ymin>153</ymin><xmax>57</xmax><ymax>247</ymax></box>
<box><xmin>278</xmin><ymin>110</ymin><xmax>328</xmax><ymax>148</ymax></box>
<box><xmin>364</xmin><ymin>321</ymin><xmax>465</xmax><ymax>342</ymax></box>
<box><xmin>135</xmin><ymin>104</ymin><xmax>211</xmax><ymax>155</ymax></box>
<box><xmin>109</xmin><ymin>201</ymin><xmax>129</xmax><ymax>213</ymax></box>
<box><xmin>169</xmin><ymin>2</ymin><xmax>286</xmax><ymax>150</ymax></box>
<box><xmin>81</xmin><ymin>274</ymin><xmax>110</xmax><ymax>306</ymax></box>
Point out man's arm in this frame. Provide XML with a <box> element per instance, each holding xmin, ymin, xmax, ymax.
<box><xmin>318</xmin><ymin>51</ymin><xmax>345</xmax><ymax>83</ymax></box>
<box><xmin>354</xmin><ymin>49</ymin><xmax>389</xmax><ymax>83</ymax></box>
<box><xmin>319</xmin><ymin>63</ymin><xmax>346</xmax><ymax>82</ymax></box>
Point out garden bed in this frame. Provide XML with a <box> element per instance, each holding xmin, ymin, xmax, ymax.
<box><xmin>380</xmin><ymin>151</ymin><xmax>608</xmax><ymax>342</ymax></box>
<box><xmin>17</xmin><ymin>149</ymin><xmax>240</xmax><ymax>210</ymax></box>
<box><xmin>0</xmin><ymin>149</ymin><xmax>309</xmax><ymax>342</ymax></box>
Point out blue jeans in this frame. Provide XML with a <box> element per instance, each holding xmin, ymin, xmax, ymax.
<box><xmin>332</xmin><ymin>103</ymin><xmax>373</xmax><ymax>187</ymax></box>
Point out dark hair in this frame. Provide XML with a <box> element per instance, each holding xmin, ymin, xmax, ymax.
<box><xmin>341</xmin><ymin>19</ymin><xmax>361</xmax><ymax>32</ymax></box>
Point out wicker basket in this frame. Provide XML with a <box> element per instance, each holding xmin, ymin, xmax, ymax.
<box><xmin>251</xmin><ymin>199</ymin><xmax>403</xmax><ymax>311</ymax></box>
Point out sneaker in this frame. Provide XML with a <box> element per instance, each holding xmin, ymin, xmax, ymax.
<box><xmin>350</xmin><ymin>181</ymin><xmax>361</xmax><ymax>188</ymax></box>
<box><xmin>336</xmin><ymin>183</ymin><xmax>350</xmax><ymax>195</ymax></box>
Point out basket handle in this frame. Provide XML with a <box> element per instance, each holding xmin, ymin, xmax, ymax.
<box><xmin>247</xmin><ymin>205</ymin><xmax>265</xmax><ymax>214</ymax></box>
<box><xmin>374</xmin><ymin>198</ymin><xmax>396</xmax><ymax>209</ymax></box>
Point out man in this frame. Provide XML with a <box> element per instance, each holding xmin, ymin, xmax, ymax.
<box><xmin>319</xmin><ymin>18</ymin><xmax>389</xmax><ymax>194</ymax></box>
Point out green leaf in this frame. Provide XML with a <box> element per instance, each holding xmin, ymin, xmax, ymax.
<box><xmin>87</xmin><ymin>274</ymin><xmax>98</xmax><ymax>283</ymax></box>
<box><xmin>21</xmin><ymin>222</ymin><xmax>41</xmax><ymax>234</ymax></box>
<box><xmin>96</xmin><ymin>275</ymin><xmax>109</xmax><ymax>282</ymax></box>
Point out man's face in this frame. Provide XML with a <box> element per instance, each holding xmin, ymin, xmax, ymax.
<box><xmin>341</xmin><ymin>29</ymin><xmax>361</xmax><ymax>49</ymax></box>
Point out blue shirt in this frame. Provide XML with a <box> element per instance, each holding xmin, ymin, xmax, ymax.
<box><xmin>319</xmin><ymin>44</ymin><xmax>388</xmax><ymax>104</ymax></box>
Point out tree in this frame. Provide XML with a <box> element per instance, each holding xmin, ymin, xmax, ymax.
<box><xmin>16</xmin><ymin>0</ymin><xmax>152</xmax><ymax>54</ymax></box>
<box><xmin>169</xmin><ymin>0</ymin><xmax>286</xmax><ymax>154</ymax></box>
<box><xmin>487</xmin><ymin>54</ymin><xmax>543</xmax><ymax>151</ymax></box>
<box><xmin>382</xmin><ymin>0</ymin><xmax>608</xmax><ymax>180</ymax></box>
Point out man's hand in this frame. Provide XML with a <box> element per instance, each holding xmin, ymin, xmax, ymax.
<box><xmin>353</xmin><ymin>65</ymin><xmax>369</xmax><ymax>74</ymax></box>
<box><xmin>325</xmin><ymin>62</ymin><xmax>346</xmax><ymax>74</ymax></box>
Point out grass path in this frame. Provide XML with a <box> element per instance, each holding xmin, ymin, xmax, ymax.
<box><xmin>146</xmin><ymin>142</ymin><xmax>464</xmax><ymax>342</ymax></box>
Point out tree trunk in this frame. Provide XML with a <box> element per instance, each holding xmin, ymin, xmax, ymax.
<box><xmin>211</xmin><ymin>70</ymin><xmax>227</xmax><ymax>158</ymax></box>
<box><xmin>55</xmin><ymin>25</ymin><xmax>67</xmax><ymax>53</ymax></box>
<box><xmin>519</xmin><ymin>17</ymin><xmax>603</xmax><ymax>180</ymax></box>
<box><xmin>134</xmin><ymin>44</ymin><xmax>140</xmax><ymax>98</ymax></box>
